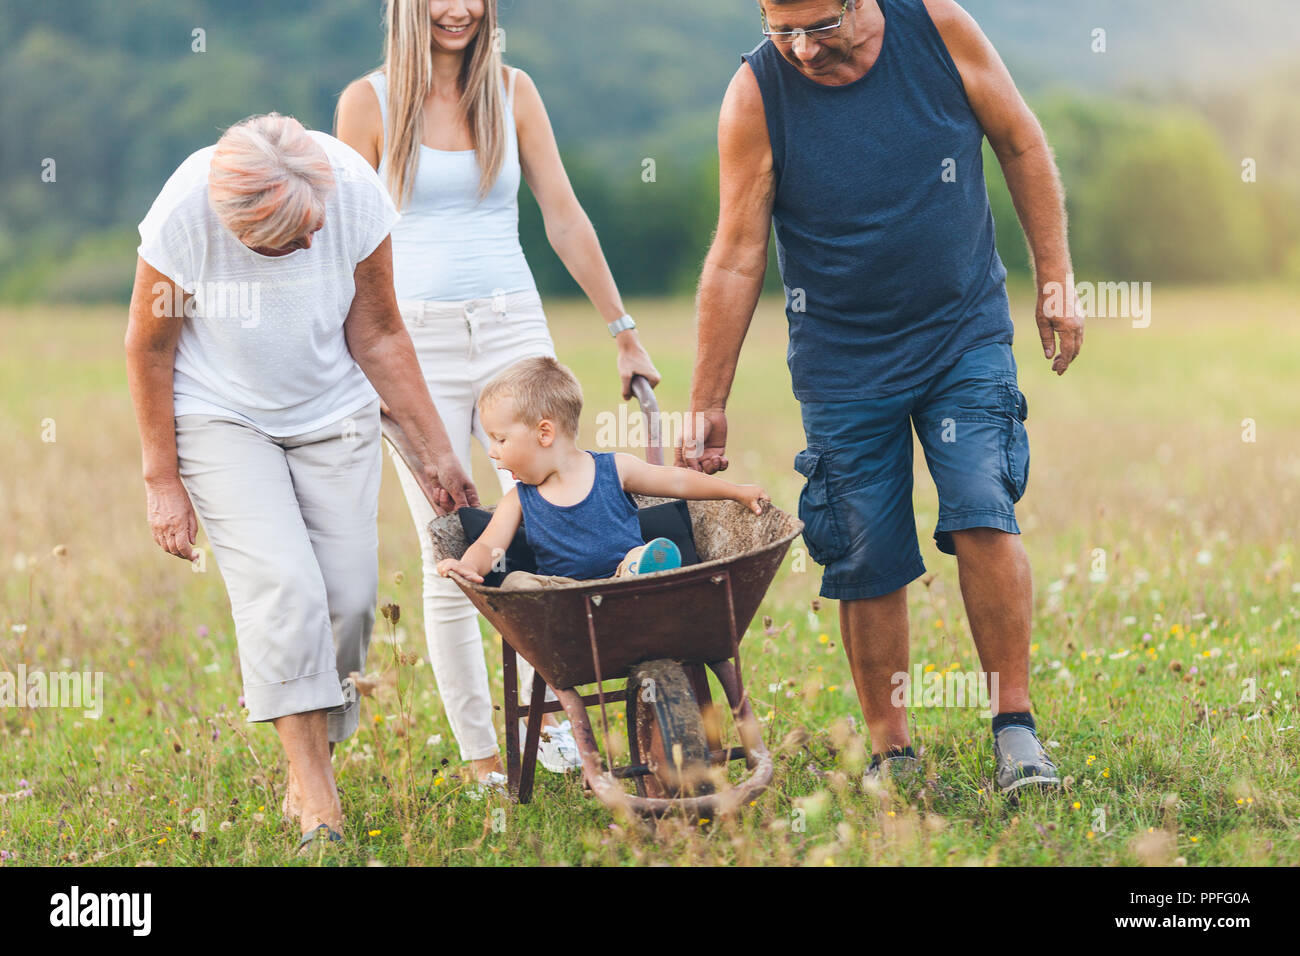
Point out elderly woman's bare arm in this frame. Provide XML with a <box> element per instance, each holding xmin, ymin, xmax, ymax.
<box><xmin>344</xmin><ymin>237</ymin><xmax>480</xmax><ymax>514</ymax></box>
<box><xmin>124</xmin><ymin>257</ymin><xmax>199</xmax><ymax>561</ymax></box>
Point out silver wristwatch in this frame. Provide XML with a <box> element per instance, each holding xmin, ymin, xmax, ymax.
<box><xmin>607</xmin><ymin>314</ymin><xmax>636</xmax><ymax>337</ymax></box>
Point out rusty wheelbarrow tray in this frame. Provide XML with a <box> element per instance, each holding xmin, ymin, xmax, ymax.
<box><xmin>382</xmin><ymin>377</ymin><xmax>802</xmax><ymax>817</ymax></box>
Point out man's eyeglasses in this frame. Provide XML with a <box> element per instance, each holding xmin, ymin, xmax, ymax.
<box><xmin>761</xmin><ymin>0</ymin><xmax>851</xmax><ymax>43</ymax></box>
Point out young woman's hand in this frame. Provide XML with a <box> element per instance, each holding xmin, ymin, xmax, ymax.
<box><xmin>734</xmin><ymin>484</ymin><xmax>771</xmax><ymax>516</ymax></box>
<box><xmin>616</xmin><ymin>331</ymin><xmax>662</xmax><ymax>400</ymax></box>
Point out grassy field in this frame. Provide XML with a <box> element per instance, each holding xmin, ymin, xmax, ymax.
<box><xmin>1</xmin><ymin>282</ymin><xmax>1297</xmax><ymax>866</ymax></box>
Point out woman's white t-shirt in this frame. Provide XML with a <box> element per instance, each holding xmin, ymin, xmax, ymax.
<box><xmin>136</xmin><ymin>131</ymin><xmax>401</xmax><ymax>437</ymax></box>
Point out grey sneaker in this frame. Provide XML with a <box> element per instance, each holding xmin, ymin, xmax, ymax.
<box><xmin>994</xmin><ymin>725</ymin><xmax>1060</xmax><ymax>793</ymax></box>
<box><xmin>862</xmin><ymin>753</ymin><xmax>923</xmax><ymax>788</ymax></box>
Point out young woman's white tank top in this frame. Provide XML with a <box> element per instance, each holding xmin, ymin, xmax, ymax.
<box><xmin>367</xmin><ymin>68</ymin><xmax>538</xmax><ymax>301</ymax></box>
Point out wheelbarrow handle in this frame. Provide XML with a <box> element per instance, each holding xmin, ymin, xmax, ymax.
<box><xmin>379</xmin><ymin>409</ymin><xmax>449</xmax><ymax>516</ymax></box>
<box><xmin>629</xmin><ymin>374</ymin><xmax>663</xmax><ymax>466</ymax></box>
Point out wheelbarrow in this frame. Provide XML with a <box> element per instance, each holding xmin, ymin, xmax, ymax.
<box><xmin>381</xmin><ymin>376</ymin><xmax>802</xmax><ymax>817</ymax></box>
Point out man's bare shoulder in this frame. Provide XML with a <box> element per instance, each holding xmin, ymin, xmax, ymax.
<box><xmin>919</xmin><ymin>0</ymin><xmax>985</xmax><ymax>62</ymax></box>
<box><xmin>722</xmin><ymin>61</ymin><xmax>765</xmax><ymax>123</ymax></box>
<box><xmin>719</xmin><ymin>62</ymin><xmax>771</xmax><ymax>164</ymax></box>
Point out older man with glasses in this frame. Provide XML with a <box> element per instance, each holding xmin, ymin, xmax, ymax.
<box><xmin>679</xmin><ymin>0</ymin><xmax>1084</xmax><ymax>793</ymax></box>
<box><xmin>125</xmin><ymin>113</ymin><xmax>479</xmax><ymax>849</ymax></box>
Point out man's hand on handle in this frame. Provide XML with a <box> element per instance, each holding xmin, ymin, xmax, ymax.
<box><xmin>677</xmin><ymin>406</ymin><xmax>730</xmax><ymax>474</ymax></box>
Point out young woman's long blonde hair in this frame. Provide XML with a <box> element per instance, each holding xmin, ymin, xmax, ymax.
<box><xmin>378</xmin><ymin>0</ymin><xmax>507</xmax><ymax>207</ymax></box>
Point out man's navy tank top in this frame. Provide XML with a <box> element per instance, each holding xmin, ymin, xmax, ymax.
<box><xmin>516</xmin><ymin>451</ymin><xmax>645</xmax><ymax>579</ymax></box>
<box><xmin>741</xmin><ymin>0</ymin><xmax>1014</xmax><ymax>402</ymax></box>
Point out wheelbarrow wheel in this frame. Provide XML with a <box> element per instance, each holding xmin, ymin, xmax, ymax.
<box><xmin>628</xmin><ymin>659</ymin><xmax>714</xmax><ymax>799</ymax></box>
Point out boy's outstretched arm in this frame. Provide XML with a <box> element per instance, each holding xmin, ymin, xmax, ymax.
<box><xmin>615</xmin><ymin>453</ymin><xmax>769</xmax><ymax>515</ymax></box>
<box><xmin>435</xmin><ymin>488</ymin><xmax>524</xmax><ymax>583</ymax></box>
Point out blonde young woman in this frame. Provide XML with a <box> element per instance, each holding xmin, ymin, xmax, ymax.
<box><xmin>337</xmin><ymin>0</ymin><xmax>660</xmax><ymax>787</ymax></box>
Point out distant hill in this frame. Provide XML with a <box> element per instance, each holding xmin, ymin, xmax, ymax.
<box><xmin>499</xmin><ymin>0</ymin><xmax>1300</xmax><ymax>166</ymax></box>
<box><xmin>1</xmin><ymin>0</ymin><xmax>1296</xmax><ymax>300</ymax></box>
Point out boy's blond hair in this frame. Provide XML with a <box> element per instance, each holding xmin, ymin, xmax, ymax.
<box><xmin>479</xmin><ymin>356</ymin><xmax>584</xmax><ymax>437</ymax></box>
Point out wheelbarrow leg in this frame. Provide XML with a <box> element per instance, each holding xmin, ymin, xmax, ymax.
<box><xmin>517</xmin><ymin>672</ymin><xmax>547</xmax><ymax>804</ymax></box>
<box><xmin>684</xmin><ymin>662</ymin><xmax>724</xmax><ymax>756</ymax></box>
<box><xmin>707</xmin><ymin>660</ymin><xmax>767</xmax><ymax>763</ymax></box>
<box><xmin>502</xmin><ymin>639</ymin><xmax>521</xmax><ymax>799</ymax></box>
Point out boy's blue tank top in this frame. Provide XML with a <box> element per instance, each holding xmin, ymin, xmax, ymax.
<box><xmin>741</xmin><ymin>0</ymin><xmax>1014</xmax><ymax>402</ymax></box>
<box><xmin>516</xmin><ymin>451</ymin><xmax>645</xmax><ymax>579</ymax></box>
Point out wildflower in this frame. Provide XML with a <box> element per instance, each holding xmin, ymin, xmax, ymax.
<box><xmin>368</xmin><ymin>829</ymin><xmax>381</xmax><ymax>837</ymax></box>
<box><xmin>817</xmin><ymin>633</ymin><xmax>829</xmax><ymax>645</ymax></box>
<box><xmin>1071</xmin><ymin>802</ymin><xmax>1081</xmax><ymax>810</ymax></box>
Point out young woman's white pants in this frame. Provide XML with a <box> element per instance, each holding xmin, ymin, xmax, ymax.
<box><xmin>386</xmin><ymin>291</ymin><xmax>557</xmax><ymax>761</ymax></box>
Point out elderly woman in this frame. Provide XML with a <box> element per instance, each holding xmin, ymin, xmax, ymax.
<box><xmin>124</xmin><ymin>112</ymin><xmax>478</xmax><ymax>849</ymax></box>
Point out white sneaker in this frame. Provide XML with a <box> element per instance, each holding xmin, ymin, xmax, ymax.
<box><xmin>519</xmin><ymin>719</ymin><xmax>582</xmax><ymax>773</ymax></box>
<box><xmin>467</xmin><ymin>770</ymin><xmax>508</xmax><ymax>800</ymax></box>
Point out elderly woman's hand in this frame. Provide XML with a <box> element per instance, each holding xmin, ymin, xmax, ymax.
<box><xmin>422</xmin><ymin>450</ymin><xmax>481</xmax><ymax>515</ymax></box>
<box><xmin>145</xmin><ymin>475</ymin><xmax>200</xmax><ymax>561</ymax></box>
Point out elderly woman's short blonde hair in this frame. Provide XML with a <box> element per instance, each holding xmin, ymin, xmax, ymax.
<box><xmin>480</xmin><ymin>356</ymin><xmax>584</xmax><ymax>438</ymax></box>
<box><xmin>208</xmin><ymin>113</ymin><xmax>335</xmax><ymax>251</ymax></box>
